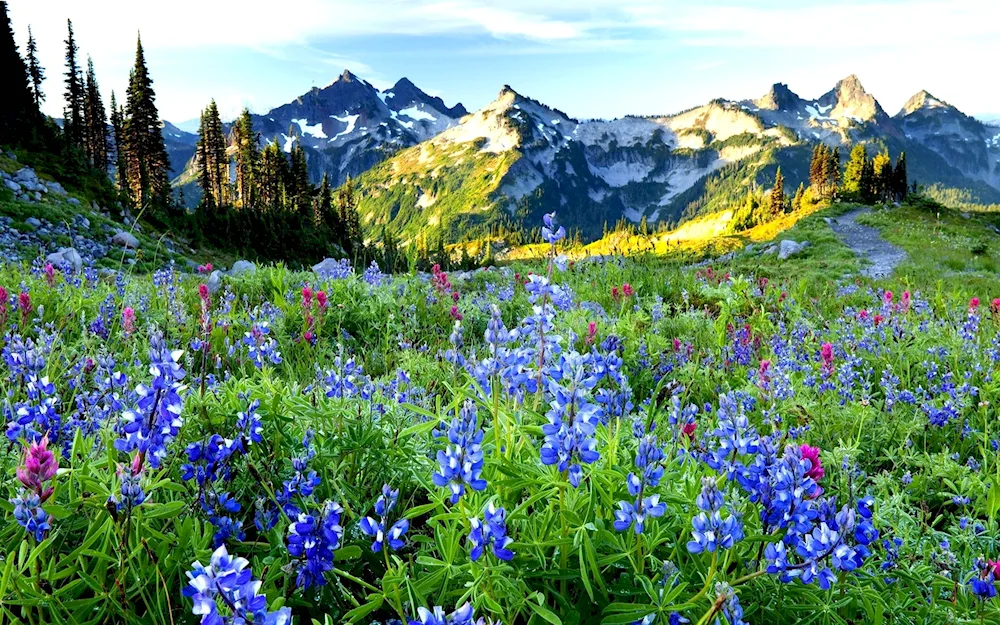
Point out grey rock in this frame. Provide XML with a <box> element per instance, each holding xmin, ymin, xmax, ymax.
<box><xmin>75</xmin><ymin>215</ymin><xmax>90</xmax><ymax>229</ymax></box>
<box><xmin>777</xmin><ymin>239</ymin><xmax>810</xmax><ymax>260</ymax></box>
<box><xmin>46</xmin><ymin>181</ymin><xmax>67</xmax><ymax>196</ymax></box>
<box><xmin>67</xmin><ymin>197</ymin><xmax>81</xmax><ymax>206</ymax></box>
<box><xmin>25</xmin><ymin>217</ymin><xmax>42</xmax><ymax>228</ymax></box>
<box><xmin>13</xmin><ymin>168</ymin><xmax>38</xmax><ymax>184</ymax></box>
<box><xmin>761</xmin><ymin>244</ymin><xmax>777</xmax><ymax>256</ymax></box>
<box><xmin>32</xmin><ymin>191</ymin><xmax>41</xmax><ymax>202</ymax></box>
<box><xmin>3</xmin><ymin>179</ymin><xmax>19</xmax><ymax>193</ymax></box>
<box><xmin>46</xmin><ymin>247</ymin><xmax>83</xmax><ymax>273</ymax></box>
<box><xmin>312</xmin><ymin>258</ymin><xmax>343</xmax><ymax>275</ymax></box>
<box><xmin>230</xmin><ymin>260</ymin><xmax>256</xmax><ymax>275</ymax></box>
<box><xmin>111</xmin><ymin>230</ymin><xmax>140</xmax><ymax>249</ymax></box>
<box><xmin>206</xmin><ymin>270</ymin><xmax>223</xmax><ymax>293</ymax></box>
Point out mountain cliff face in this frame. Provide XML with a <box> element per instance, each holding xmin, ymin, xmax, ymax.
<box><xmin>168</xmin><ymin>72</ymin><xmax>1000</xmax><ymax>238</ymax></box>
<box><xmin>351</xmin><ymin>74</ymin><xmax>1000</xmax><ymax>243</ymax></box>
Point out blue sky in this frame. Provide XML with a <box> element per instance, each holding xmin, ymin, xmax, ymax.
<box><xmin>9</xmin><ymin>0</ymin><xmax>1000</xmax><ymax>124</ymax></box>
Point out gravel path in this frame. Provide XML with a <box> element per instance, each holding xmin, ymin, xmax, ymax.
<box><xmin>827</xmin><ymin>207</ymin><xmax>906</xmax><ymax>279</ymax></box>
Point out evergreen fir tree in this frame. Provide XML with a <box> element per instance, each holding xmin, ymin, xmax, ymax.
<box><xmin>792</xmin><ymin>183</ymin><xmax>805</xmax><ymax>212</ymax></box>
<box><xmin>337</xmin><ymin>176</ymin><xmax>362</xmax><ymax>257</ymax></box>
<box><xmin>25</xmin><ymin>25</ymin><xmax>43</xmax><ymax>109</ymax></box>
<box><xmin>109</xmin><ymin>91</ymin><xmax>127</xmax><ymax>194</ymax></box>
<box><xmin>841</xmin><ymin>143</ymin><xmax>869</xmax><ymax>199</ymax></box>
<box><xmin>196</xmin><ymin>100</ymin><xmax>228</xmax><ymax>207</ymax></box>
<box><xmin>859</xmin><ymin>155</ymin><xmax>875</xmax><ymax>204</ymax></box>
<box><xmin>83</xmin><ymin>57</ymin><xmax>108</xmax><ymax>170</ymax></box>
<box><xmin>258</xmin><ymin>141</ymin><xmax>287</xmax><ymax>212</ymax></box>
<box><xmin>62</xmin><ymin>19</ymin><xmax>85</xmax><ymax>150</ymax></box>
<box><xmin>123</xmin><ymin>35</ymin><xmax>171</xmax><ymax>212</ymax></box>
<box><xmin>289</xmin><ymin>142</ymin><xmax>311</xmax><ymax>212</ymax></box>
<box><xmin>828</xmin><ymin>146</ymin><xmax>841</xmax><ymax>193</ymax></box>
<box><xmin>0</xmin><ymin>3</ymin><xmax>39</xmax><ymax>146</ymax></box>
<box><xmin>892</xmin><ymin>151</ymin><xmax>907</xmax><ymax>202</ymax></box>
<box><xmin>871</xmin><ymin>151</ymin><xmax>892</xmax><ymax>203</ymax></box>
<box><xmin>232</xmin><ymin>108</ymin><xmax>258</xmax><ymax>209</ymax></box>
<box><xmin>769</xmin><ymin>167</ymin><xmax>785</xmax><ymax>214</ymax></box>
<box><xmin>808</xmin><ymin>145</ymin><xmax>822</xmax><ymax>190</ymax></box>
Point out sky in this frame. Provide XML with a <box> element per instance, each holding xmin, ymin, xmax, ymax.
<box><xmin>8</xmin><ymin>0</ymin><xmax>1000</xmax><ymax>126</ymax></box>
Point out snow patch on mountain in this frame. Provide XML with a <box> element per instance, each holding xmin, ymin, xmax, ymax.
<box><xmin>292</xmin><ymin>118</ymin><xmax>328</xmax><ymax>139</ymax></box>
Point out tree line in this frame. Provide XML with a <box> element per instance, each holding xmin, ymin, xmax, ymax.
<box><xmin>189</xmin><ymin>101</ymin><xmax>368</xmax><ymax>263</ymax></box>
<box><xmin>729</xmin><ymin>142</ymin><xmax>908</xmax><ymax>233</ymax></box>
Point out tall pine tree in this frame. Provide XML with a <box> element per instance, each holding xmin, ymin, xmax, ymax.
<box><xmin>232</xmin><ymin>108</ymin><xmax>258</xmax><ymax>209</ymax></box>
<box><xmin>25</xmin><ymin>25</ymin><xmax>43</xmax><ymax>109</ymax></box>
<box><xmin>62</xmin><ymin>19</ymin><xmax>85</xmax><ymax>150</ymax></box>
<box><xmin>110</xmin><ymin>91</ymin><xmax>127</xmax><ymax>194</ymax></box>
<box><xmin>123</xmin><ymin>35</ymin><xmax>171</xmax><ymax>212</ymax></box>
<box><xmin>83</xmin><ymin>57</ymin><xmax>108</xmax><ymax>170</ymax></box>
<box><xmin>195</xmin><ymin>100</ymin><xmax>228</xmax><ymax>207</ymax></box>
<box><xmin>769</xmin><ymin>167</ymin><xmax>785</xmax><ymax>214</ymax></box>
<box><xmin>871</xmin><ymin>151</ymin><xmax>892</xmax><ymax>203</ymax></box>
<box><xmin>0</xmin><ymin>3</ymin><xmax>38</xmax><ymax>146</ymax></box>
<box><xmin>892</xmin><ymin>152</ymin><xmax>908</xmax><ymax>202</ymax></box>
<box><xmin>841</xmin><ymin>144</ymin><xmax>869</xmax><ymax>200</ymax></box>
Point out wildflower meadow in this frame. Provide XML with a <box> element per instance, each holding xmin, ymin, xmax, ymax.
<box><xmin>2</xmin><ymin>213</ymin><xmax>1000</xmax><ymax>625</ymax></box>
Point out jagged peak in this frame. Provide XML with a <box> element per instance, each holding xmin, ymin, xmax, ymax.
<box><xmin>898</xmin><ymin>90</ymin><xmax>953</xmax><ymax>116</ymax></box>
<box><xmin>339</xmin><ymin>69</ymin><xmax>358</xmax><ymax>83</ymax></box>
<box><xmin>755</xmin><ymin>82</ymin><xmax>801</xmax><ymax>111</ymax></box>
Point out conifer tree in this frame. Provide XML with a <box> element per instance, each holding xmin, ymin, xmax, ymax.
<box><xmin>770</xmin><ymin>167</ymin><xmax>785</xmax><ymax>214</ymax></box>
<box><xmin>63</xmin><ymin>19</ymin><xmax>85</xmax><ymax>150</ymax></box>
<box><xmin>892</xmin><ymin>151</ymin><xmax>907</xmax><ymax>202</ymax></box>
<box><xmin>232</xmin><ymin>108</ymin><xmax>258</xmax><ymax>209</ymax></box>
<box><xmin>808</xmin><ymin>145</ymin><xmax>822</xmax><ymax>190</ymax></box>
<box><xmin>841</xmin><ymin>143</ymin><xmax>869</xmax><ymax>200</ymax></box>
<box><xmin>859</xmin><ymin>155</ymin><xmax>875</xmax><ymax>204</ymax></box>
<box><xmin>196</xmin><ymin>100</ymin><xmax>228</xmax><ymax>207</ymax></box>
<box><xmin>26</xmin><ymin>25</ymin><xmax>43</xmax><ymax>109</ymax></box>
<box><xmin>0</xmin><ymin>3</ymin><xmax>37</xmax><ymax>146</ymax></box>
<box><xmin>871</xmin><ymin>151</ymin><xmax>892</xmax><ymax>203</ymax></box>
<box><xmin>258</xmin><ymin>141</ymin><xmax>287</xmax><ymax>212</ymax></box>
<box><xmin>828</xmin><ymin>146</ymin><xmax>840</xmax><ymax>193</ymax></box>
<box><xmin>83</xmin><ymin>57</ymin><xmax>108</xmax><ymax>170</ymax></box>
<box><xmin>792</xmin><ymin>183</ymin><xmax>805</xmax><ymax>212</ymax></box>
<box><xmin>337</xmin><ymin>176</ymin><xmax>362</xmax><ymax>257</ymax></box>
<box><xmin>123</xmin><ymin>35</ymin><xmax>171</xmax><ymax>211</ymax></box>
<box><xmin>289</xmin><ymin>142</ymin><xmax>311</xmax><ymax>212</ymax></box>
<box><xmin>109</xmin><ymin>91</ymin><xmax>127</xmax><ymax>193</ymax></box>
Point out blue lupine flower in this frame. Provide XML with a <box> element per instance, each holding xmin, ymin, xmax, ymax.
<box><xmin>114</xmin><ymin>333</ymin><xmax>185</xmax><ymax>468</ymax></box>
<box><xmin>541</xmin><ymin>212</ymin><xmax>566</xmax><ymax>244</ymax></box>
<box><xmin>286</xmin><ymin>501</ymin><xmax>344</xmax><ymax>589</ymax></box>
<box><xmin>969</xmin><ymin>560</ymin><xmax>998</xmax><ymax>601</ymax></box>
<box><xmin>540</xmin><ymin>351</ymin><xmax>602</xmax><ymax>487</ymax></box>
<box><xmin>408</xmin><ymin>602</ymin><xmax>477</xmax><ymax>625</ymax></box>
<box><xmin>183</xmin><ymin>544</ymin><xmax>292</xmax><ymax>625</ymax></box>
<box><xmin>615</xmin><ymin>420</ymin><xmax>667</xmax><ymax>534</ymax></box>
<box><xmin>360</xmin><ymin>484</ymin><xmax>410</xmax><ymax>552</ymax></box>
<box><xmin>715</xmin><ymin>584</ymin><xmax>747</xmax><ymax>625</ymax></box>
<box><xmin>468</xmin><ymin>502</ymin><xmax>514</xmax><ymax>562</ymax></box>
<box><xmin>687</xmin><ymin>478</ymin><xmax>743</xmax><ymax>554</ymax></box>
<box><xmin>10</xmin><ymin>490</ymin><xmax>50</xmax><ymax>542</ymax></box>
<box><xmin>432</xmin><ymin>400</ymin><xmax>486</xmax><ymax>504</ymax></box>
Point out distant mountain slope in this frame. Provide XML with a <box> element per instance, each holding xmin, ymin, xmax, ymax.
<box><xmin>168</xmin><ymin>71</ymin><xmax>467</xmax><ymax>205</ymax></box>
<box><xmin>351</xmin><ymin>74</ymin><xmax>1000</xmax><ymax>243</ymax></box>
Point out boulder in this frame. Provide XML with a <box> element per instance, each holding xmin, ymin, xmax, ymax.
<box><xmin>112</xmin><ymin>230</ymin><xmax>140</xmax><ymax>249</ymax></box>
<box><xmin>777</xmin><ymin>239</ymin><xmax>810</xmax><ymax>260</ymax></box>
<box><xmin>75</xmin><ymin>215</ymin><xmax>91</xmax><ymax>229</ymax></box>
<box><xmin>312</xmin><ymin>257</ymin><xmax>342</xmax><ymax>275</ymax></box>
<box><xmin>3</xmin><ymin>179</ymin><xmax>19</xmax><ymax>193</ymax></box>
<box><xmin>206</xmin><ymin>270</ymin><xmax>223</xmax><ymax>293</ymax></box>
<box><xmin>13</xmin><ymin>168</ymin><xmax>38</xmax><ymax>184</ymax></box>
<box><xmin>761</xmin><ymin>244</ymin><xmax>777</xmax><ymax>256</ymax></box>
<box><xmin>230</xmin><ymin>260</ymin><xmax>256</xmax><ymax>275</ymax></box>
<box><xmin>25</xmin><ymin>217</ymin><xmax>42</xmax><ymax>228</ymax></box>
<box><xmin>46</xmin><ymin>247</ymin><xmax>83</xmax><ymax>273</ymax></box>
<box><xmin>46</xmin><ymin>181</ymin><xmax>67</xmax><ymax>196</ymax></box>
<box><xmin>67</xmin><ymin>197</ymin><xmax>81</xmax><ymax>206</ymax></box>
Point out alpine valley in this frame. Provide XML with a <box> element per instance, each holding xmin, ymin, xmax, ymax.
<box><xmin>168</xmin><ymin>72</ymin><xmax>1000</xmax><ymax>244</ymax></box>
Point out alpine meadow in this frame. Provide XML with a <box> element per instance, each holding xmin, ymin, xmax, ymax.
<box><xmin>5</xmin><ymin>2</ymin><xmax>1000</xmax><ymax>624</ymax></box>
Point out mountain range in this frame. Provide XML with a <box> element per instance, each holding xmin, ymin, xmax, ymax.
<box><xmin>165</xmin><ymin>72</ymin><xmax>1000</xmax><ymax>243</ymax></box>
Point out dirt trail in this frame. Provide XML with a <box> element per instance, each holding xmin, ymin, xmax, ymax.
<box><xmin>827</xmin><ymin>207</ymin><xmax>906</xmax><ymax>279</ymax></box>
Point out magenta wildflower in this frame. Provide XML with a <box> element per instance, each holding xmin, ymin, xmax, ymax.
<box><xmin>799</xmin><ymin>444</ymin><xmax>824</xmax><ymax>483</ymax></box>
<box><xmin>17</xmin><ymin>434</ymin><xmax>58</xmax><ymax>502</ymax></box>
